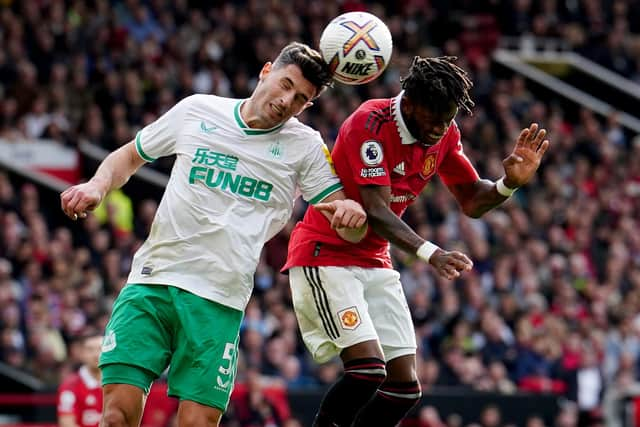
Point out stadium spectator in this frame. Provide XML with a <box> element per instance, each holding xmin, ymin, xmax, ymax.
<box><xmin>57</xmin><ymin>330</ymin><xmax>103</xmax><ymax>427</ymax></box>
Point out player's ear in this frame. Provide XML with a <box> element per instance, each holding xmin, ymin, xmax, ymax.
<box><xmin>259</xmin><ymin>62</ymin><xmax>273</xmax><ymax>81</ymax></box>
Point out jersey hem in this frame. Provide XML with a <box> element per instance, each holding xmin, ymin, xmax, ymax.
<box><xmin>124</xmin><ymin>281</ymin><xmax>246</xmax><ymax>312</ymax></box>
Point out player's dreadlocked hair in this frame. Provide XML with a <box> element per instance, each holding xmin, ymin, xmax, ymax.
<box><xmin>273</xmin><ymin>42</ymin><xmax>333</xmax><ymax>99</ymax></box>
<box><xmin>401</xmin><ymin>56</ymin><xmax>475</xmax><ymax>115</ymax></box>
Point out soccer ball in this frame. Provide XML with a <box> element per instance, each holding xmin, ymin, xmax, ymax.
<box><xmin>319</xmin><ymin>11</ymin><xmax>393</xmax><ymax>85</ymax></box>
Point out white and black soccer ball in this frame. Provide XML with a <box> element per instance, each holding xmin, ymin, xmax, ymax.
<box><xmin>319</xmin><ymin>11</ymin><xmax>393</xmax><ymax>85</ymax></box>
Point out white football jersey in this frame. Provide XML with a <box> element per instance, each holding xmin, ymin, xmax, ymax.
<box><xmin>127</xmin><ymin>94</ymin><xmax>341</xmax><ymax>310</ymax></box>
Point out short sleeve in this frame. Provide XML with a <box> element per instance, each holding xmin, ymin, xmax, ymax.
<box><xmin>340</xmin><ymin>112</ymin><xmax>390</xmax><ymax>186</ymax></box>
<box><xmin>134</xmin><ymin>95</ymin><xmax>192</xmax><ymax>162</ymax></box>
<box><xmin>298</xmin><ymin>133</ymin><xmax>343</xmax><ymax>204</ymax></box>
<box><xmin>437</xmin><ymin>123</ymin><xmax>480</xmax><ymax>186</ymax></box>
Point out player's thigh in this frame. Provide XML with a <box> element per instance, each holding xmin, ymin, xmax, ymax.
<box><xmin>289</xmin><ymin>266</ymin><xmax>379</xmax><ymax>363</ymax></box>
<box><xmin>100</xmin><ymin>284</ymin><xmax>173</xmax><ymax>391</ymax></box>
<box><xmin>363</xmin><ymin>268</ymin><xmax>417</xmax><ymax>362</ymax></box>
<box><xmin>166</xmin><ymin>287</ymin><xmax>243</xmax><ymax>413</ymax></box>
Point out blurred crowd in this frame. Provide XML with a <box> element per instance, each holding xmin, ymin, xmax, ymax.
<box><xmin>1</xmin><ymin>1</ymin><xmax>640</xmax><ymax>426</ymax></box>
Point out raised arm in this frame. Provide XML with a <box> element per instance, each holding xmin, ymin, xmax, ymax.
<box><xmin>60</xmin><ymin>141</ymin><xmax>146</xmax><ymax>220</ymax></box>
<box><xmin>448</xmin><ymin>123</ymin><xmax>550</xmax><ymax>218</ymax></box>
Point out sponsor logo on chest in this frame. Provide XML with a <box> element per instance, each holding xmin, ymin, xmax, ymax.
<box><xmin>189</xmin><ymin>148</ymin><xmax>274</xmax><ymax>201</ymax></box>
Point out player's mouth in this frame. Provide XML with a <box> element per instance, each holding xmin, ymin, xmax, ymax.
<box><xmin>269</xmin><ymin>103</ymin><xmax>284</xmax><ymax>119</ymax></box>
<box><xmin>425</xmin><ymin>134</ymin><xmax>443</xmax><ymax>144</ymax></box>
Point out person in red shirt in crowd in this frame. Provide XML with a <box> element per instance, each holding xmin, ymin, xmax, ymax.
<box><xmin>57</xmin><ymin>328</ymin><xmax>179</xmax><ymax>427</ymax></box>
<box><xmin>283</xmin><ymin>56</ymin><xmax>550</xmax><ymax>427</ymax></box>
<box><xmin>57</xmin><ymin>330</ymin><xmax>103</xmax><ymax>427</ymax></box>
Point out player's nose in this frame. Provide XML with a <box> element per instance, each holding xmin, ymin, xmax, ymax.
<box><xmin>281</xmin><ymin>93</ymin><xmax>295</xmax><ymax>108</ymax></box>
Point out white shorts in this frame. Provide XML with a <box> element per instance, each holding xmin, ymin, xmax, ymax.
<box><xmin>289</xmin><ymin>266</ymin><xmax>417</xmax><ymax>363</ymax></box>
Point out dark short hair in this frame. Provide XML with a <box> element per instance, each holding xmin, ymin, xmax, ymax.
<box><xmin>401</xmin><ymin>56</ymin><xmax>475</xmax><ymax>115</ymax></box>
<box><xmin>272</xmin><ymin>42</ymin><xmax>333</xmax><ymax>98</ymax></box>
<box><xmin>74</xmin><ymin>327</ymin><xmax>103</xmax><ymax>344</ymax></box>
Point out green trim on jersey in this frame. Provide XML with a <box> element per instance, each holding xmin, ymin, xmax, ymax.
<box><xmin>135</xmin><ymin>131</ymin><xmax>156</xmax><ymax>162</ymax></box>
<box><xmin>308</xmin><ymin>182</ymin><xmax>343</xmax><ymax>205</ymax></box>
<box><xmin>234</xmin><ymin>101</ymin><xmax>285</xmax><ymax>135</ymax></box>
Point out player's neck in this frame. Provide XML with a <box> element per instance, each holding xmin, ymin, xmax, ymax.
<box><xmin>239</xmin><ymin>99</ymin><xmax>268</xmax><ymax>130</ymax></box>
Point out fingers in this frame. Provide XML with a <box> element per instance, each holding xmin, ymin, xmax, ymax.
<box><xmin>337</xmin><ymin>208</ymin><xmax>366</xmax><ymax>229</ymax></box>
<box><xmin>433</xmin><ymin>251</ymin><xmax>474</xmax><ymax>280</ymax></box>
<box><xmin>61</xmin><ymin>188</ymin><xmax>81</xmax><ymax>219</ymax></box>
<box><xmin>343</xmin><ymin>213</ymin><xmax>358</xmax><ymax>229</ymax></box>
<box><xmin>516</xmin><ymin>123</ymin><xmax>539</xmax><ymax>146</ymax></box>
<box><xmin>537</xmin><ymin>139</ymin><xmax>550</xmax><ymax>155</ymax></box>
<box><xmin>318</xmin><ymin>200</ymin><xmax>367</xmax><ymax>229</ymax></box>
<box><xmin>531</xmin><ymin>128</ymin><xmax>546</xmax><ymax>150</ymax></box>
<box><xmin>516</xmin><ymin>127</ymin><xmax>529</xmax><ymax>148</ymax></box>
<box><xmin>313</xmin><ymin>202</ymin><xmax>336</xmax><ymax>214</ymax></box>
<box><xmin>330</xmin><ymin>205</ymin><xmax>345</xmax><ymax>229</ymax></box>
<box><xmin>443</xmin><ymin>266</ymin><xmax>460</xmax><ymax>280</ymax></box>
<box><xmin>450</xmin><ymin>251</ymin><xmax>474</xmax><ymax>271</ymax></box>
<box><xmin>60</xmin><ymin>186</ymin><xmax>93</xmax><ymax>220</ymax></box>
<box><xmin>353</xmin><ymin>215</ymin><xmax>367</xmax><ymax>229</ymax></box>
<box><xmin>519</xmin><ymin>123</ymin><xmax>549</xmax><ymax>151</ymax></box>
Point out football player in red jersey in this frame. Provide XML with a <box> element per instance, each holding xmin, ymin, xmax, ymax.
<box><xmin>58</xmin><ymin>330</ymin><xmax>103</xmax><ymax>427</ymax></box>
<box><xmin>283</xmin><ymin>56</ymin><xmax>550</xmax><ymax>427</ymax></box>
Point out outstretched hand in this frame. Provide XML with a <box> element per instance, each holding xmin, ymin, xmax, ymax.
<box><xmin>502</xmin><ymin>123</ymin><xmax>550</xmax><ymax>189</ymax></box>
<box><xmin>314</xmin><ymin>199</ymin><xmax>367</xmax><ymax>230</ymax></box>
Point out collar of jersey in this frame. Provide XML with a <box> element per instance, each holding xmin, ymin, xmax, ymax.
<box><xmin>392</xmin><ymin>91</ymin><xmax>418</xmax><ymax>145</ymax></box>
<box><xmin>234</xmin><ymin>100</ymin><xmax>285</xmax><ymax>135</ymax></box>
<box><xmin>79</xmin><ymin>365</ymin><xmax>100</xmax><ymax>388</ymax></box>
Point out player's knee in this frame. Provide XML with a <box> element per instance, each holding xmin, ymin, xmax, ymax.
<box><xmin>101</xmin><ymin>407</ymin><xmax>130</xmax><ymax>427</ymax></box>
<box><xmin>385</xmin><ymin>354</ymin><xmax>417</xmax><ymax>383</ymax></box>
<box><xmin>178</xmin><ymin>405</ymin><xmax>222</xmax><ymax>427</ymax></box>
<box><xmin>101</xmin><ymin>383</ymin><xmax>145</xmax><ymax>427</ymax></box>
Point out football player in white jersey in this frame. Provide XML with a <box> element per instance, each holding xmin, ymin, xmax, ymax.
<box><xmin>60</xmin><ymin>42</ymin><xmax>367</xmax><ymax>427</ymax></box>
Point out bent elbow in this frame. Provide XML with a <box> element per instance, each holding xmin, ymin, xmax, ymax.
<box><xmin>461</xmin><ymin>203</ymin><xmax>485</xmax><ymax>219</ymax></box>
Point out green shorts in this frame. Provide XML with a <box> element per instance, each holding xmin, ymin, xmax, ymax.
<box><xmin>99</xmin><ymin>284</ymin><xmax>243</xmax><ymax>411</ymax></box>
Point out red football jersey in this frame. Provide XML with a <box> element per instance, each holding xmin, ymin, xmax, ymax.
<box><xmin>57</xmin><ymin>366</ymin><xmax>103</xmax><ymax>427</ymax></box>
<box><xmin>283</xmin><ymin>95</ymin><xmax>479</xmax><ymax>270</ymax></box>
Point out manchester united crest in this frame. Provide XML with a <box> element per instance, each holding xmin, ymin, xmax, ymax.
<box><xmin>338</xmin><ymin>306</ymin><xmax>361</xmax><ymax>330</ymax></box>
<box><xmin>421</xmin><ymin>152</ymin><xmax>438</xmax><ymax>179</ymax></box>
